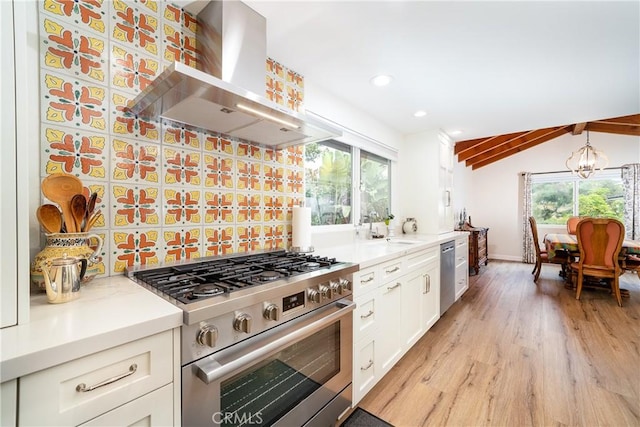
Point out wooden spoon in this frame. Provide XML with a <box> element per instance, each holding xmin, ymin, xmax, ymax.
<box><xmin>36</xmin><ymin>204</ymin><xmax>62</xmax><ymax>234</ymax></box>
<box><xmin>85</xmin><ymin>210</ymin><xmax>102</xmax><ymax>232</ymax></box>
<box><xmin>84</xmin><ymin>192</ymin><xmax>98</xmax><ymax>231</ymax></box>
<box><xmin>71</xmin><ymin>194</ymin><xmax>87</xmax><ymax>233</ymax></box>
<box><xmin>41</xmin><ymin>174</ymin><xmax>83</xmax><ymax>233</ymax></box>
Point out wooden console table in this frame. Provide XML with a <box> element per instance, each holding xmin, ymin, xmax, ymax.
<box><xmin>457</xmin><ymin>223</ymin><xmax>489</xmax><ymax>275</ymax></box>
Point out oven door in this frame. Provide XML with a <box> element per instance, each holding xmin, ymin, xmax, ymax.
<box><xmin>182</xmin><ymin>298</ymin><xmax>354</xmax><ymax>427</ymax></box>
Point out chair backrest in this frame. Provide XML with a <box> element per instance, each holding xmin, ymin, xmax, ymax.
<box><xmin>567</xmin><ymin>216</ymin><xmax>583</xmax><ymax>234</ymax></box>
<box><xmin>575</xmin><ymin>218</ymin><xmax>625</xmax><ymax>270</ymax></box>
<box><xmin>528</xmin><ymin>216</ymin><xmax>542</xmax><ymax>256</ymax></box>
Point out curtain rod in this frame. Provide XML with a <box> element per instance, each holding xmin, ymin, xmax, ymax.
<box><xmin>520</xmin><ymin>166</ymin><xmax>624</xmax><ymax>176</ymax></box>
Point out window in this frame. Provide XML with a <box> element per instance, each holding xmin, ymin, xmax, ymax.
<box><xmin>360</xmin><ymin>150</ymin><xmax>391</xmax><ymax>221</ymax></box>
<box><xmin>304</xmin><ymin>140</ymin><xmax>393</xmax><ymax>226</ymax></box>
<box><xmin>304</xmin><ymin>140</ymin><xmax>353</xmax><ymax>225</ymax></box>
<box><xmin>531</xmin><ymin>171</ymin><xmax>624</xmax><ymax>225</ymax></box>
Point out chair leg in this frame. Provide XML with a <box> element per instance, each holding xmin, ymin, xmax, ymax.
<box><xmin>575</xmin><ymin>270</ymin><xmax>584</xmax><ymax>300</ymax></box>
<box><xmin>612</xmin><ymin>276</ymin><xmax>623</xmax><ymax>307</ymax></box>
<box><xmin>534</xmin><ymin>260</ymin><xmax>541</xmax><ymax>281</ymax></box>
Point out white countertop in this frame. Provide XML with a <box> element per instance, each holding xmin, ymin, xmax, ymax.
<box><xmin>0</xmin><ymin>232</ymin><xmax>467</xmax><ymax>382</ymax></box>
<box><xmin>315</xmin><ymin>231</ymin><xmax>468</xmax><ymax>269</ymax></box>
<box><xmin>0</xmin><ymin>275</ymin><xmax>183</xmax><ymax>382</ymax></box>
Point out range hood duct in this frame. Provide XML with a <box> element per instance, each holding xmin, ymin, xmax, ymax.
<box><xmin>126</xmin><ymin>1</ymin><xmax>340</xmax><ymax>148</ymax></box>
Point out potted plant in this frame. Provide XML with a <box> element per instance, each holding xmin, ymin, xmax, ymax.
<box><xmin>384</xmin><ymin>213</ymin><xmax>395</xmax><ymax>226</ymax></box>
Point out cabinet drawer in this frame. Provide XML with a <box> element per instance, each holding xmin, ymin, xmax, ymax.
<box><xmin>405</xmin><ymin>247</ymin><xmax>438</xmax><ymax>272</ymax></box>
<box><xmin>19</xmin><ymin>330</ymin><xmax>173</xmax><ymax>426</ymax></box>
<box><xmin>379</xmin><ymin>259</ymin><xmax>403</xmax><ymax>281</ymax></box>
<box><xmin>79</xmin><ymin>383</ymin><xmax>173</xmax><ymax>426</ymax></box>
<box><xmin>354</xmin><ymin>294</ymin><xmax>376</xmax><ymax>337</ymax></box>
<box><xmin>354</xmin><ymin>268</ymin><xmax>377</xmax><ymax>296</ymax></box>
<box><xmin>353</xmin><ymin>338</ymin><xmax>376</xmax><ymax>405</ymax></box>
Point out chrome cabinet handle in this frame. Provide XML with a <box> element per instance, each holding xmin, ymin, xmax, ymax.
<box><xmin>361</xmin><ymin>276</ymin><xmax>374</xmax><ymax>283</ymax></box>
<box><xmin>76</xmin><ymin>363</ymin><xmax>137</xmax><ymax>393</ymax></box>
<box><xmin>387</xmin><ymin>283</ymin><xmax>401</xmax><ymax>291</ymax></box>
<box><xmin>385</xmin><ymin>266</ymin><xmax>400</xmax><ymax>273</ymax></box>
<box><xmin>360</xmin><ymin>310</ymin><xmax>374</xmax><ymax>319</ymax></box>
<box><xmin>424</xmin><ymin>274</ymin><xmax>431</xmax><ymax>294</ymax></box>
<box><xmin>360</xmin><ymin>359</ymin><xmax>374</xmax><ymax>371</ymax></box>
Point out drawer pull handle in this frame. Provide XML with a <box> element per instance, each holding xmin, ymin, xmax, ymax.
<box><xmin>76</xmin><ymin>363</ymin><xmax>137</xmax><ymax>393</ymax></box>
<box><xmin>360</xmin><ymin>310</ymin><xmax>374</xmax><ymax>319</ymax></box>
<box><xmin>385</xmin><ymin>266</ymin><xmax>400</xmax><ymax>273</ymax></box>
<box><xmin>361</xmin><ymin>276</ymin><xmax>374</xmax><ymax>283</ymax></box>
<box><xmin>360</xmin><ymin>359</ymin><xmax>374</xmax><ymax>371</ymax></box>
<box><xmin>387</xmin><ymin>283</ymin><xmax>401</xmax><ymax>291</ymax></box>
<box><xmin>424</xmin><ymin>274</ymin><xmax>431</xmax><ymax>294</ymax></box>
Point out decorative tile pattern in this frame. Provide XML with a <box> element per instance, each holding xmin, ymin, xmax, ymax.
<box><xmin>163</xmin><ymin>188</ymin><xmax>201</xmax><ymax>225</ymax></box>
<box><xmin>41</xmin><ymin>16</ymin><xmax>106</xmax><ymax>83</ymax></box>
<box><xmin>204</xmin><ymin>191</ymin><xmax>234</xmax><ymax>224</ymax></box>
<box><xmin>163</xmin><ymin>228</ymin><xmax>201</xmax><ymax>262</ymax></box>
<box><xmin>162</xmin><ymin>147</ymin><xmax>201</xmax><ymax>186</ymax></box>
<box><xmin>111</xmin><ymin>89</ymin><xmax>161</xmax><ymax>141</ymax></box>
<box><xmin>42</xmin><ymin>0</ymin><xmax>108</xmax><ymax>36</ymax></box>
<box><xmin>111</xmin><ymin>42</ymin><xmax>160</xmax><ymax>94</ymax></box>
<box><xmin>43</xmin><ymin>73</ymin><xmax>108</xmax><ymax>133</ymax></box>
<box><xmin>42</xmin><ymin>127</ymin><xmax>107</xmax><ymax>179</ymax></box>
<box><xmin>112</xmin><ymin>136</ymin><xmax>160</xmax><ymax>183</ymax></box>
<box><xmin>112</xmin><ymin>184</ymin><xmax>160</xmax><ymax>227</ymax></box>
<box><xmin>111</xmin><ymin>0</ymin><xmax>160</xmax><ymax>56</ymax></box>
<box><xmin>203</xmin><ymin>226</ymin><xmax>235</xmax><ymax>256</ymax></box>
<box><xmin>37</xmin><ymin>1</ymin><xmax>306</xmax><ymax>276</ymax></box>
<box><xmin>112</xmin><ymin>229</ymin><xmax>160</xmax><ymax>273</ymax></box>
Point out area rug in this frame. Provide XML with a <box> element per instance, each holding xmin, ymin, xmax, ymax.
<box><xmin>341</xmin><ymin>407</ymin><xmax>394</xmax><ymax>427</ymax></box>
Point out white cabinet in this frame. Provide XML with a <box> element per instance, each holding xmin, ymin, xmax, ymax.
<box><xmin>19</xmin><ymin>330</ymin><xmax>175</xmax><ymax>426</ymax></box>
<box><xmin>377</xmin><ymin>278</ymin><xmax>403</xmax><ymax>373</ymax></box>
<box><xmin>352</xmin><ymin>245</ymin><xmax>442</xmax><ymax>405</ymax></box>
<box><xmin>455</xmin><ymin>235</ymin><xmax>469</xmax><ymax>300</ymax></box>
<box><xmin>1</xmin><ymin>380</ymin><xmax>17</xmax><ymax>426</ymax></box>
<box><xmin>403</xmin><ymin>130</ymin><xmax>455</xmax><ymax>235</ymax></box>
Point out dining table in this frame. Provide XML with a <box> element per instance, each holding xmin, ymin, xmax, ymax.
<box><xmin>544</xmin><ymin>233</ymin><xmax>640</xmax><ymax>260</ymax></box>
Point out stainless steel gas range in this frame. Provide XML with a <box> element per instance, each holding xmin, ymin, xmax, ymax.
<box><xmin>127</xmin><ymin>250</ymin><xmax>358</xmax><ymax>427</ymax></box>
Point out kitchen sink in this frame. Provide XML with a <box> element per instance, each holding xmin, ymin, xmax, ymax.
<box><xmin>386</xmin><ymin>239</ymin><xmax>421</xmax><ymax>245</ymax></box>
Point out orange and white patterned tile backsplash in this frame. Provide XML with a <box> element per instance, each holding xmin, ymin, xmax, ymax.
<box><xmin>38</xmin><ymin>0</ymin><xmax>305</xmax><ymax>276</ymax></box>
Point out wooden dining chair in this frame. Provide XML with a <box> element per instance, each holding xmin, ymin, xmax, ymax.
<box><xmin>570</xmin><ymin>218</ymin><xmax>625</xmax><ymax>306</ymax></box>
<box><xmin>529</xmin><ymin>216</ymin><xmax>569</xmax><ymax>281</ymax></box>
<box><xmin>566</xmin><ymin>216</ymin><xmax>583</xmax><ymax>235</ymax></box>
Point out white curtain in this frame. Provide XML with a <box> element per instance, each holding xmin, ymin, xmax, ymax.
<box><xmin>622</xmin><ymin>163</ymin><xmax>640</xmax><ymax>240</ymax></box>
<box><xmin>521</xmin><ymin>172</ymin><xmax>534</xmax><ymax>263</ymax></box>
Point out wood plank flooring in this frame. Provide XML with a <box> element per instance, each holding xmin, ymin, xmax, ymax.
<box><xmin>358</xmin><ymin>261</ymin><xmax>640</xmax><ymax>426</ymax></box>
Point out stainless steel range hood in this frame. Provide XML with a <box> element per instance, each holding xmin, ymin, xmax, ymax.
<box><xmin>126</xmin><ymin>1</ymin><xmax>340</xmax><ymax>149</ymax></box>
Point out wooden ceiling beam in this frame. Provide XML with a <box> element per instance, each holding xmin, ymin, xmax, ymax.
<box><xmin>586</xmin><ymin>122</ymin><xmax>640</xmax><ymax>136</ymax></box>
<box><xmin>453</xmin><ymin>136</ymin><xmax>492</xmax><ymax>154</ymax></box>
<box><xmin>468</xmin><ymin>126</ymin><xmax>571</xmax><ymax>169</ymax></box>
<box><xmin>572</xmin><ymin>122</ymin><xmax>587</xmax><ymax>135</ymax></box>
<box><xmin>594</xmin><ymin>113</ymin><xmax>640</xmax><ymax>126</ymax></box>
<box><xmin>457</xmin><ymin>131</ymin><xmax>528</xmax><ymax>162</ymax></box>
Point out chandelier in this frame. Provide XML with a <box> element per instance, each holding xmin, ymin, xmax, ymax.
<box><xmin>565</xmin><ymin>130</ymin><xmax>609</xmax><ymax>179</ymax></box>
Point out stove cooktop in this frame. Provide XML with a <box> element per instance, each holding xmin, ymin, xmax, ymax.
<box><xmin>130</xmin><ymin>250</ymin><xmax>342</xmax><ymax>304</ymax></box>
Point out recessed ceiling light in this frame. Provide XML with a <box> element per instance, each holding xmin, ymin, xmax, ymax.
<box><xmin>370</xmin><ymin>74</ymin><xmax>393</xmax><ymax>87</ymax></box>
<box><xmin>414</xmin><ymin>110</ymin><xmax>427</xmax><ymax>117</ymax></box>
<box><xmin>449</xmin><ymin>130</ymin><xmax>462</xmax><ymax>136</ymax></box>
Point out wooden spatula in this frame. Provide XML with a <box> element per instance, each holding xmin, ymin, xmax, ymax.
<box><xmin>70</xmin><ymin>194</ymin><xmax>87</xmax><ymax>233</ymax></box>
<box><xmin>36</xmin><ymin>204</ymin><xmax>62</xmax><ymax>234</ymax></box>
<box><xmin>41</xmin><ymin>173</ymin><xmax>83</xmax><ymax>233</ymax></box>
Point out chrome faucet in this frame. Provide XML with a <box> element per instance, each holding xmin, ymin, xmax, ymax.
<box><xmin>363</xmin><ymin>211</ymin><xmax>381</xmax><ymax>239</ymax></box>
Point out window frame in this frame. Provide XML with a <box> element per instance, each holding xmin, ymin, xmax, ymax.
<box><xmin>303</xmin><ymin>140</ymin><xmax>394</xmax><ymax>230</ymax></box>
<box><xmin>531</xmin><ymin>170</ymin><xmax>624</xmax><ymax>227</ymax></box>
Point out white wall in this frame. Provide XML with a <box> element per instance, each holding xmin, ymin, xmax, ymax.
<box><xmin>458</xmin><ymin>132</ymin><xmax>640</xmax><ymax>261</ymax></box>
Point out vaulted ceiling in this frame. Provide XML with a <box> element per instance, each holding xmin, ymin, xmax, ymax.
<box><xmin>453</xmin><ymin>113</ymin><xmax>640</xmax><ymax>170</ymax></box>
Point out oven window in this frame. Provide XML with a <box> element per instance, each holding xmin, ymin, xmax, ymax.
<box><xmin>220</xmin><ymin>322</ymin><xmax>340</xmax><ymax>426</ymax></box>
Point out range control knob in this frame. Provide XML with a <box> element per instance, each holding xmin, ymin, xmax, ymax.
<box><xmin>308</xmin><ymin>289</ymin><xmax>321</xmax><ymax>304</ymax></box>
<box><xmin>319</xmin><ymin>285</ymin><xmax>332</xmax><ymax>299</ymax></box>
<box><xmin>263</xmin><ymin>304</ymin><xmax>280</xmax><ymax>321</ymax></box>
<box><xmin>233</xmin><ymin>313</ymin><xmax>253</xmax><ymax>334</ymax></box>
<box><xmin>196</xmin><ymin>324</ymin><xmax>218</xmax><ymax>348</ymax></box>
<box><xmin>339</xmin><ymin>277</ymin><xmax>352</xmax><ymax>291</ymax></box>
<box><xmin>329</xmin><ymin>279</ymin><xmax>342</xmax><ymax>295</ymax></box>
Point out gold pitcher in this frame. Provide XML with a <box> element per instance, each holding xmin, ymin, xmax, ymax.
<box><xmin>31</xmin><ymin>232</ymin><xmax>103</xmax><ymax>292</ymax></box>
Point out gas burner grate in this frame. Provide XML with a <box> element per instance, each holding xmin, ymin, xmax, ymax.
<box><xmin>132</xmin><ymin>250</ymin><xmax>343</xmax><ymax>303</ymax></box>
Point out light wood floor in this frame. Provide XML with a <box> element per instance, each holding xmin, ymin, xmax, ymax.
<box><xmin>358</xmin><ymin>261</ymin><xmax>640</xmax><ymax>426</ymax></box>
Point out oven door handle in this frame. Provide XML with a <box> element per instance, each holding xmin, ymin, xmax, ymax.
<box><xmin>193</xmin><ymin>299</ymin><xmax>355</xmax><ymax>385</ymax></box>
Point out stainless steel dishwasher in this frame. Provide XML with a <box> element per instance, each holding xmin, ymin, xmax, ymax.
<box><xmin>440</xmin><ymin>240</ymin><xmax>456</xmax><ymax>315</ymax></box>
